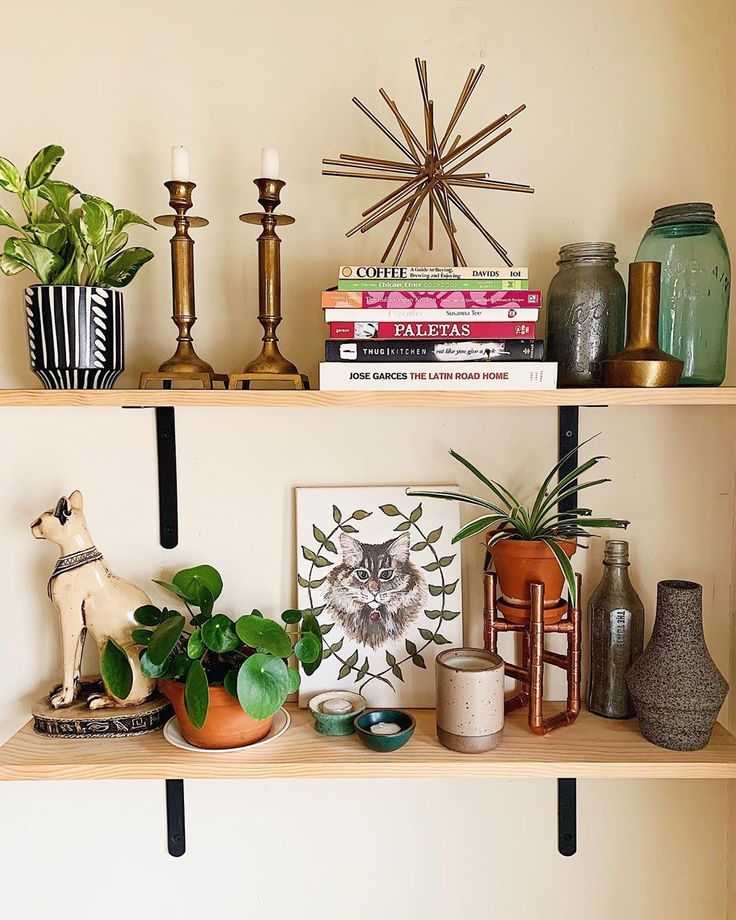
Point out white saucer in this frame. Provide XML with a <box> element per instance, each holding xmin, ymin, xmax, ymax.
<box><xmin>162</xmin><ymin>707</ymin><xmax>291</xmax><ymax>753</ymax></box>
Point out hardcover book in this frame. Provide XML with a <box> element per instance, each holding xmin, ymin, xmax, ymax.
<box><xmin>325</xmin><ymin>339</ymin><xmax>544</xmax><ymax>362</ymax></box>
<box><xmin>338</xmin><ymin>265</ymin><xmax>529</xmax><ymax>281</ymax></box>
<box><xmin>329</xmin><ymin>320</ymin><xmax>536</xmax><ymax>340</ymax></box>
<box><xmin>337</xmin><ymin>278</ymin><xmax>529</xmax><ymax>292</ymax></box>
<box><xmin>321</xmin><ymin>290</ymin><xmax>542</xmax><ymax>309</ymax></box>
<box><xmin>319</xmin><ymin>362</ymin><xmax>558</xmax><ymax>391</ymax></box>
<box><xmin>325</xmin><ymin>307</ymin><xmax>540</xmax><ymax>323</ymax></box>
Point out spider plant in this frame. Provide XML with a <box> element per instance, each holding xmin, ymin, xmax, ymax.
<box><xmin>407</xmin><ymin>437</ymin><xmax>629</xmax><ymax>605</ymax></box>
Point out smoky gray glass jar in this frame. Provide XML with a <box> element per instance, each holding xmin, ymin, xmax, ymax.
<box><xmin>546</xmin><ymin>242</ymin><xmax>626</xmax><ymax>386</ymax></box>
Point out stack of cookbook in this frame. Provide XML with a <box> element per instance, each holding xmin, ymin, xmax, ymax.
<box><xmin>318</xmin><ymin>265</ymin><xmax>557</xmax><ymax>390</ymax></box>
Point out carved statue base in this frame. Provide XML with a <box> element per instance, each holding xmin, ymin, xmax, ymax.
<box><xmin>33</xmin><ymin>679</ymin><xmax>172</xmax><ymax>739</ymax></box>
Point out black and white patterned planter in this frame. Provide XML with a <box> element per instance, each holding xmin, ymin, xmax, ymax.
<box><xmin>25</xmin><ymin>285</ymin><xmax>124</xmax><ymax>389</ymax></box>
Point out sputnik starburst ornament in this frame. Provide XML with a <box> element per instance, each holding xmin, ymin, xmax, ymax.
<box><xmin>323</xmin><ymin>58</ymin><xmax>534</xmax><ymax>267</ymax></box>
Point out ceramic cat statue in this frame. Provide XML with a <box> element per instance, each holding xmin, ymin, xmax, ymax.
<box><xmin>31</xmin><ymin>491</ymin><xmax>156</xmax><ymax>710</ymax></box>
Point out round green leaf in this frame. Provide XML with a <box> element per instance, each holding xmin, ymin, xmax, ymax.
<box><xmin>171</xmin><ymin>652</ymin><xmax>192</xmax><ymax>679</ymax></box>
<box><xmin>286</xmin><ymin>666</ymin><xmax>300</xmax><ymax>694</ymax></box>
<box><xmin>172</xmin><ymin>564</ymin><xmax>223</xmax><ymax>602</ymax></box>
<box><xmin>352</xmin><ymin>509</ymin><xmax>371</xmax><ymax>519</ymax></box>
<box><xmin>236</xmin><ymin>654</ymin><xmax>289</xmax><ymax>720</ymax></box>
<box><xmin>223</xmin><ymin>670</ymin><xmax>239</xmax><ymax>698</ymax></box>
<box><xmin>294</xmin><ymin>632</ymin><xmax>321</xmax><ymax>665</ymax></box>
<box><xmin>139</xmin><ymin>650</ymin><xmax>172</xmax><ymax>679</ymax></box>
<box><xmin>379</xmin><ymin>504</ymin><xmax>400</xmax><ymax>516</ymax></box>
<box><xmin>184</xmin><ymin>659</ymin><xmax>209</xmax><ymax>729</ymax></box>
<box><xmin>300</xmin><ymin>613</ymin><xmax>324</xmax><ymax>676</ymax></box>
<box><xmin>134</xmin><ymin>605</ymin><xmax>164</xmax><ymax>626</ymax></box>
<box><xmin>196</xmin><ymin>583</ymin><xmax>214</xmax><ymax>617</ymax></box>
<box><xmin>147</xmin><ymin>612</ymin><xmax>185</xmax><ymax>666</ymax></box>
<box><xmin>201</xmin><ymin>614</ymin><xmax>241</xmax><ymax>653</ymax></box>
<box><xmin>235</xmin><ymin>615</ymin><xmax>292</xmax><ymax>658</ymax></box>
<box><xmin>187</xmin><ymin>628</ymin><xmax>205</xmax><ymax>659</ymax></box>
<box><xmin>101</xmin><ymin>638</ymin><xmax>133</xmax><ymax>700</ymax></box>
<box><xmin>281</xmin><ymin>609</ymin><xmax>302</xmax><ymax>625</ymax></box>
<box><xmin>131</xmin><ymin>628</ymin><xmax>152</xmax><ymax>646</ymax></box>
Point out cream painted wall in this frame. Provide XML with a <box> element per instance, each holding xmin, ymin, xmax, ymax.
<box><xmin>0</xmin><ymin>2</ymin><xmax>735</xmax><ymax>919</ymax></box>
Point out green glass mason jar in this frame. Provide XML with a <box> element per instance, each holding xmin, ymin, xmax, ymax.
<box><xmin>636</xmin><ymin>203</ymin><xmax>730</xmax><ymax>385</ymax></box>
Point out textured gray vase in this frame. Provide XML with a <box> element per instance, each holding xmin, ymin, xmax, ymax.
<box><xmin>626</xmin><ymin>580</ymin><xmax>728</xmax><ymax>751</ymax></box>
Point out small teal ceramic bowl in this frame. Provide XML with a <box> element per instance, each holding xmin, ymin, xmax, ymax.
<box><xmin>308</xmin><ymin>691</ymin><xmax>367</xmax><ymax>735</ymax></box>
<box><xmin>354</xmin><ymin>709</ymin><xmax>415</xmax><ymax>752</ymax></box>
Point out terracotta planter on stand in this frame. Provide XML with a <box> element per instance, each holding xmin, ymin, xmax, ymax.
<box><xmin>161</xmin><ymin>680</ymin><xmax>273</xmax><ymax>750</ymax></box>
<box><xmin>488</xmin><ymin>537</ymin><xmax>576</xmax><ymax>625</ymax></box>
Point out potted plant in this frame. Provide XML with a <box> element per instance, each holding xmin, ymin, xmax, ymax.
<box><xmin>0</xmin><ymin>145</ymin><xmax>154</xmax><ymax>389</ymax></box>
<box><xmin>104</xmin><ymin>565</ymin><xmax>323</xmax><ymax>749</ymax></box>
<box><xmin>408</xmin><ymin>440</ymin><xmax>629</xmax><ymax>623</ymax></box>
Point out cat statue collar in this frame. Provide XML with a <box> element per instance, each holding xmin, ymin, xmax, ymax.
<box><xmin>48</xmin><ymin>546</ymin><xmax>104</xmax><ymax>596</ymax></box>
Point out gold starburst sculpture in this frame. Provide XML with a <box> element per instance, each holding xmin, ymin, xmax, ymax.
<box><xmin>322</xmin><ymin>58</ymin><xmax>534</xmax><ymax>267</ymax></box>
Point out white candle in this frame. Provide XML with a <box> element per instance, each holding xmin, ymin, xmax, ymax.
<box><xmin>370</xmin><ymin>722</ymin><xmax>401</xmax><ymax>736</ymax></box>
<box><xmin>322</xmin><ymin>698</ymin><xmax>353</xmax><ymax>715</ymax></box>
<box><xmin>446</xmin><ymin>654</ymin><xmax>494</xmax><ymax>672</ymax></box>
<box><xmin>171</xmin><ymin>146</ymin><xmax>190</xmax><ymax>182</ymax></box>
<box><xmin>260</xmin><ymin>146</ymin><xmax>280</xmax><ymax>179</ymax></box>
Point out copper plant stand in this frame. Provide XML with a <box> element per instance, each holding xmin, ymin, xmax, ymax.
<box><xmin>483</xmin><ymin>571</ymin><xmax>582</xmax><ymax>735</ymax></box>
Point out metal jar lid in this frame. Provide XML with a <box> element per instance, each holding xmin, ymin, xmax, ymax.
<box><xmin>650</xmin><ymin>202</ymin><xmax>716</xmax><ymax>227</ymax></box>
<box><xmin>557</xmin><ymin>242</ymin><xmax>617</xmax><ymax>264</ymax></box>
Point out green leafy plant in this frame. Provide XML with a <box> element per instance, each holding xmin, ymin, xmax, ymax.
<box><xmin>105</xmin><ymin>564</ymin><xmax>322</xmax><ymax>727</ymax></box>
<box><xmin>0</xmin><ymin>145</ymin><xmax>154</xmax><ymax>286</ymax></box>
<box><xmin>407</xmin><ymin>438</ymin><xmax>629</xmax><ymax>604</ymax></box>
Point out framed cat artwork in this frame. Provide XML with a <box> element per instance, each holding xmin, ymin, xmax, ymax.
<box><xmin>296</xmin><ymin>485</ymin><xmax>463</xmax><ymax>708</ymax></box>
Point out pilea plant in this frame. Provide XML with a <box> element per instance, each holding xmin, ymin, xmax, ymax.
<box><xmin>103</xmin><ymin>565</ymin><xmax>323</xmax><ymax>727</ymax></box>
<box><xmin>0</xmin><ymin>144</ymin><xmax>154</xmax><ymax>286</ymax></box>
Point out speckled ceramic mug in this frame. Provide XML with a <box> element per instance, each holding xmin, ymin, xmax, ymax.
<box><xmin>435</xmin><ymin>648</ymin><xmax>504</xmax><ymax>753</ymax></box>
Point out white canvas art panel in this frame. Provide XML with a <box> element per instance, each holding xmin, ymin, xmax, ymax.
<box><xmin>296</xmin><ymin>485</ymin><xmax>463</xmax><ymax>708</ymax></box>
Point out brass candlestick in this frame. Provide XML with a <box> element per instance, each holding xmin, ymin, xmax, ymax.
<box><xmin>229</xmin><ymin>178</ymin><xmax>309</xmax><ymax>390</ymax></box>
<box><xmin>603</xmin><ymin>261</ymin><xmax>683</xmax><ymax>387</ymax></box>
<box><xmin>140</xmin><ymin>180</ymin><xmax>227</xmax><ymax>389</ymax></box>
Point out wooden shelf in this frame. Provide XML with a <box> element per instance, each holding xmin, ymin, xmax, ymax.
<box><xmin>0</xmin><ymin>387</ymin><xmax>734</xmax><ymax>408</ymax></box>
<box><xmin>1</xmin><ymin>707</ymin><xmax>735</xmax><ymax>780</ymax></box>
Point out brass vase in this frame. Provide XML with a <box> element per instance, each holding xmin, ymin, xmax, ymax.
<box><xmin>602</xmin><ymin>261</ymin><xmax>683</xmax><ymax>387</ymax></box>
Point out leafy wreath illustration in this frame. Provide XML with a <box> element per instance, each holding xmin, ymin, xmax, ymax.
<box><xmin>298</xmin><ymin>501</ymin><xmax>460</xmax><ymax>693</ymax></box>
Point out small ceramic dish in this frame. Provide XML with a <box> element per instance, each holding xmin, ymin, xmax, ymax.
<box><xmin>308</xmin><ymin>691</ymin><xmax>367</xmax><ymax>735</ymax></box>
<box><xmin>353</xmin><ymin>708</ymin><xmax>416</xmax><ymax>752</ymax></box>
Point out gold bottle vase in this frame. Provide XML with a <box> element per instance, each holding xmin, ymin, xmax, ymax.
<box><xmin>602</xmin><ymin>261</ymin><xmax>683</xmax><ymax>387</ymax></box>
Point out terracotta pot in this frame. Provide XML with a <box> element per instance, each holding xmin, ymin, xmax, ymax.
<box><xmin>489</xmin><ymin>537</ymin><xmax>576</xmax><ymax>624</ymax></box>
<box><xmin>161</xmin><ymin>679</ymin><xmax>273</xmax><ymax>750</ymax></box>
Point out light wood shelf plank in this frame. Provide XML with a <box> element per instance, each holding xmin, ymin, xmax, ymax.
<box><xmin>1</xmin><ymin>708</ymin><xmax>735</xmax><ymax>780</ymax></box>
<box><xmin>0</xmin><ymin>387</ymin><xmax>735</xmax><ymax>408</ymax></box>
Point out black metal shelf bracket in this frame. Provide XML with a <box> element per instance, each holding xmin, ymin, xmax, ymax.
<box><xmin>165</xmin><ymin>779</ymin><xmax>186</xmax><ymax>856</ymax></box>
<box><xmin>557</xmin><ymin>405</ymin><xmax>580</xmax><ymax>855</ymax></box>
<box><xmin>557</xmin><ymin>777</ymin><xmax>577</xmax><ymax>856</ymax></box>
<box><xmin>155</xmin><ymin>406</ymin><xmax>179</xmax><ymax>549</ymax></box>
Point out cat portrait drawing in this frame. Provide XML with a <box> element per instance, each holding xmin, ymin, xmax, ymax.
<box><xmin>325</xmin><ymin>533</ymin><xmax>427</xmax><ymax>649</ymax></box>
